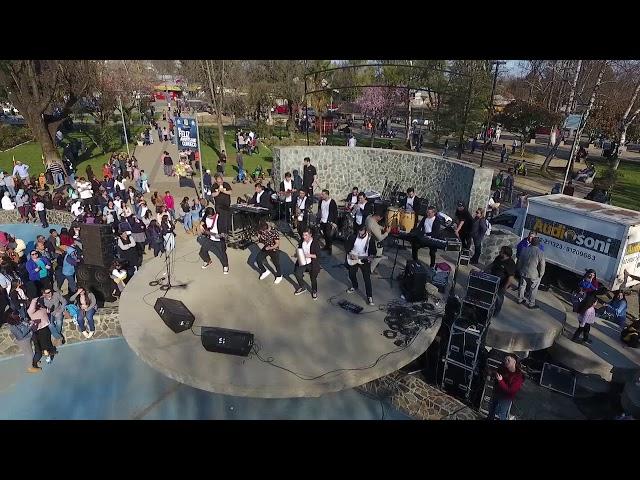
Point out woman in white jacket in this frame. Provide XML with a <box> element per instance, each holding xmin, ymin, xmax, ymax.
<box><xmin>1</xmin><ymin>191</ymin><xmax>15</xmax><ymax>210</ymax></box>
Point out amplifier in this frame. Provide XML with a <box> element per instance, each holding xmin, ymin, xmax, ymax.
<box><xmin>461</xmin><ymin>300</ymin><xmax>494</xmax><ymax>327</ymax></box>
<box><xmin>154</xmin><ymin>298</ymin><xmax>195</xmax><ymax>333</ymax></box>
<box><xmin>446</xmin><ymin>239</ymin><xmax>462</xmax><ymax>252</ymax></box>
<box><xmin>465</xmin><ymin>270</ymin><xmax>500</xmax><ymax>308</ymax></box>
<box><xmin>445</xmin><ymin>317</ymin><xmax>486</xmax><ymax>367</ymax></box>
<box><xmin>442</xmin><ymin>361</ymin><xmax>475</xmax><ymax>398</ymax></box>
<box><xmin>201</xmin><ymin>326</ymin><xmax>254</xmax><ymax>357</ymax></box>
<box><xmin>459</xmin><ymin>248</ymin><xmax>471</xmax><ymax>266</ymax></box>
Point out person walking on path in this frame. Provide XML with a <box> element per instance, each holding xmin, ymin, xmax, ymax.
<box><xmin>516</xmin><ymin>237</ymin><xmax>545</xmax><ymax>309</ymax></box>
<box><xmin>512</xmin><ymin>139</ymin><xmax>517</xmax><ymax>154</ymax></box>
<box><xmin>442</xmin><ymin>139</ymin><xmax>449</xmax><ymax>157</ymax></box>
<box><xmin>500</xmin><ymin>144</ymin><xmax>507</xmax><ymax>163</ymax></box>
<box><xmin>162</xmin><ymin>151</ymin><xmax>174</xmax><ymax>177</ymax></box>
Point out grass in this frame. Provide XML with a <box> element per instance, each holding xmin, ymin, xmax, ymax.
<box><xmin>0</xmin><ymin>123</ymin><xmax>144</xmax><ymax>178</ymax></box>
<box><xmin>199</xmin><ymin>126</ymin><xmax>273</xmax><ymax>178</ymax></box>
<box><xmin>591</xmin><ymin>158</ymin><xmax>640</xmax><ymax>211</ymax></box>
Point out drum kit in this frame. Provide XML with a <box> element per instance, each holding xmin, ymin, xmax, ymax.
<box><xmin>385</xmin><ymin>206</ymin><xmax>415</xmax><ymax>233</ymax></box>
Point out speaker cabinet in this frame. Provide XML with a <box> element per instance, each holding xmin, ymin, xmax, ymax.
<box><xmin>154</xmin><ymin>297</ymin><xmax>195</xmax><ymax>333</ymax></box>
<box><xmin>76</xmin><ymin>264</ymin><xmax>116</xmax><ymax>303</ymax></box>
<box><xmin>80</xmin><ymin>224</ymin><xmax>116</xmax><ymax>267</ymax></box>
<box><xmin>201</xmin><ymin>326</ymin><xmax>254</xmax><ymax>357</ymax></box>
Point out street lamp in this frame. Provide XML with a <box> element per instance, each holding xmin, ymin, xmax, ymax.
<box><xmin>480</xmin><ymin>60</ymin><xmax>506</xmax><ymax>168</ymax></box>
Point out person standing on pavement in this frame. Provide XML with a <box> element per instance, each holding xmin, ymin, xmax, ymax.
<box><xmin>572</xmin><ymin>294</ymin><xmax>598</xmax><ymax>344</ymax></box>
<box><xmin>469</xmin><ymin>207</ymin><xmax>488</xmax><ymax>265</ymax></box>
<box><xmin>454</xmin><ymin>202</ymin><xmax>474</xmax><ymax>249</ymax></box>
<box><xmin>512</xmin><ymin>139</ymin><xmax>518</xmax><ymax>154</ymax></box>
<box><xmin>563</xmin><ymin>180</ymin><xmax>575</xmax><ymax>196</ymax></box>
<box><xmin>485</xmin><ymin>246</ymin><xmax>517</xmax><ymax>316</ymax></box>
<box><xmin>500</xmin><ymin>144</ymin><xmax>507</xmax><ymax>163</ymax></box>
<box><xmin>516</xmin><ymin>237</ymin><xmax>545</xmax><ymax>309</ymax></box>
<box><xmin>516</xmin><ymin>231</ymin><xmax>544</xmax><ymax>258</ymax></box>
<box><xmin>442</xmin><ymin>139</ymin><xmax>449</xmax><ymax>157</ymax></box>
<box><xmin>302</xmin><ymin>157</ymin><xmax>317</xmax><ymax>198</ymax></box>
<box><xmin>487</xmin><ymin>354</ymin><xmax>524</xmax><ymax>420</ymax></box>
<box><xmin>235</xmin><ymin>152</ymin><xmax>246</xmax><ymax>183</ymax></box>
<box><xmin>4</xmin><ymin>309</ymin><xmax>41</xmax><ymax>373</ymax></box>
<box><xmin>162</xmin><ymin>151</ymin><xmax>173</xmax><ymax>177</ymax></box>
<box><xmin>503</xmin><ymin>168</ymin><xmax>514</xmax><ymax>203</ymax></box>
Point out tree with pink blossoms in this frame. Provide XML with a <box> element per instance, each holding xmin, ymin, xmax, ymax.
<box><xmin>356</xmin><ymin>87</ymin><xmax>406</xmax><ymax>147</ymax></box>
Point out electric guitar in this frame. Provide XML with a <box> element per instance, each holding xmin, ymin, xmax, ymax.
<box><xmin>346</xmin><ymin>254</ymin><xmax>383</xmax><ymax>266</ymax></box>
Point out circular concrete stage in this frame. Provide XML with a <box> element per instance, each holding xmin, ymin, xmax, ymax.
<box><xmin>119</xmin><ymin>237</ymin><xmax>441</xmax><ymax>398</ymax></box>
<box><xmin>451</xmin><ymin>268</ymin><xmax>566</xmax><ymax>354</ymax></box>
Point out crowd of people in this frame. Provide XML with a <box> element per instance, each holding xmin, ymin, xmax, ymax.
<box><xmin>0</xmin><ymin>143</ymin><xmax>184</xmax><ymax>374</ymax></box>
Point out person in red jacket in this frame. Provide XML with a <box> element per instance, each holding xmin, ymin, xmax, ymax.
<box><xmin>488</xmin><ymin>353</ymin><xmax>524</xmax><ymax>420</ymax></box>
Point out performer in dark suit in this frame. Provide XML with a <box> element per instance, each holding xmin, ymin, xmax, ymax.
<box><xmin>401</xmin><ymin>188</ymin><xmax>422</xmax><ymax>214</ymax></box>
<box><xmin>410</xmin><ymin>205</ymin><xmax>445</xmax><ymax>268</ymax></box>
<box><xmin>353</xmin><ymin>192</ymin><xmax>374</xmax><ymax>233</ymax></box>
<box><xmin>295</xmin><ymin>189</ymin><xmax>312</xmax><ymax>238</ymax></box>
<box><xmin>279</xmin><ymin>171</ymin><xmax>297</xmax><ymax>224</ymax></box>
<box><xmin>317</xmin><ymin>189</ymin><xmax>338</xmax><ymax>253</ymax></box>
<box><xmin>345</xmin><ymin>225</ymin><xmax>378</xmax><ymax>305</ymax></box>
<box><xmin>293</xmin><ymin>228</ymin><xmax>321</xmax><ymax>300</ymax></box>
<box><xmin>248</xmin><ymin>182</ymin><xmax>272</xmax><ymax>210</ymax></box>
<box><xmin>401</xmin><ymin>187</ymin><xmax>423</xmax><ymax>227</ymax></box>
<box><xmin>345</xmin><ymin>186</ymin><xmax>360</xmax><ymax>211</ymax></box>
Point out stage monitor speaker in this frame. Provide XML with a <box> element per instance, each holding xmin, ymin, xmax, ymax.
<box><xmin>442</xmin><ymin>361</ymin><xmax>475</xmax><ymax>398</ymax></box>
<box><xmin>446</xmin><ymin>318</ymin><xmax>486</xmax><ymax>367</ymax></box>
<box><xmin>154</xmin><ymin>297</ymin><xmax>195</xmax><ymax>333</ymax></box>
<box><xmin>401</xmin><ymin>260</ymin><xmax>428</xmax><ymax>302</ymax></box>
<box><xmin>201</xmin><ymin>326</ymin><xmax>254</xmax><ymax>357</ymax></box>
<box><xmin>80</xmin><ymin>224</ymin><xmax>116</xmax><ymax>267</ymax></box>
<box><xmin>76</xmin><ymin>264</ymin><xmax>116</xmax><ymax>303</ymax></box>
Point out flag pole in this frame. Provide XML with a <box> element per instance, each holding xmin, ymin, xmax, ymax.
<box><xmin>194</xmin><ymin>115</ymin><xmax>205</xmax><ymax>198</ymax></box>
<box><xmin>118</xmin><ymin>96</ymin><xmax>131</xmax><ymax>157</ymax></box>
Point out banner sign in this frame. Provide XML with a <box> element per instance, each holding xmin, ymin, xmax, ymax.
<box><xmin>175</xmin><ymin>117</ymin><xmax>199</xmax><ymax>150</ymax></box>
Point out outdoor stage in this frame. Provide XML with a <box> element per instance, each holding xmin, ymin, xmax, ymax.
<box><xmin>119</xmin><ymin>234</ymin><xmax>442</xmax><ymax>398</ymax></box>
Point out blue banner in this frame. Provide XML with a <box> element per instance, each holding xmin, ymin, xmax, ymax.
<box><xmin>175</xmin><ymin>117</ymin><xmax>199</xmax><ymax>150</ymax></box>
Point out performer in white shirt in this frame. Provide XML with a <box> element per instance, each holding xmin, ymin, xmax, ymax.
<box><xmin>198</xmin><ymin>207</ymin><xmax>229</xmax><ymax>274</ymax></box>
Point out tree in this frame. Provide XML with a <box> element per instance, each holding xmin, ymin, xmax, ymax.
<box><xmin>355</xmin><ymin>86</ymin><xmax>405</xmax><ymax>147</ymax></box>
<box><xmin>495</xmin><ymin>101</ymin><xmax>562</xmax><ymax>156</ymax></box>
<box><xmin>180</xmin><ymin>60</ymin><xmax>233</xmax><ymax>157</ymax></box>
<box><xmin>0</xmin><ymin>60</ymin><xmax>96</xmax><ymax>166</ymax></box>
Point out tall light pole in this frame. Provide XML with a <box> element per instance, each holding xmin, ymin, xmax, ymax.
<box><xmin>117</xmin><ymin>95</ymin><xmax>131</xmax><ymax>157</ymax></box>
<box><xmin>480</xmin><ymin>60</ymin><xmax>506</xmax><ymax>168</ymax></box>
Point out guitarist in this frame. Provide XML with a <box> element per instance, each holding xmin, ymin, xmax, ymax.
<box><xmin>198</xmin><ymin>207</ymin><xmax>229</xmax><ymax>274</ymax></box>
<box><xmin>410</xmin><ymin>205</ymin><xmax>444</xmax><ymax>268</ymax></box>
<box><xmin>317</xmin><ymin>189</ymin><xmax>338</xmax><ymax>254</ymax></box>
<box><xmin>345</xmin><ymin>225</ymin><xmax>377</xmax><ymax>306</ymax></box>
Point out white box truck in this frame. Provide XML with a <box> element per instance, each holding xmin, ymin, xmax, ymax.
<box><xmin>490</xmin><ymin>194</ymin><xmax>640</xmax><ymax>291</ymax></box>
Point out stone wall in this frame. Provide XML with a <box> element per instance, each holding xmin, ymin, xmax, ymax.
<box><xmin>0</xmin><ymin>209</ymin><xmax>75</xmax><ymax>227</ymax></box>
<box><xmin>358</xmin><ymin>370</ymin><xmax>480</xmax><ymax>420</ymax></box>
<box><xmin>272</xmin><ymin>146</ymin><xmax>493</xmax><ymax>217</ymax></box>
<box><xmin>479</xmin><ymin>226</ymin><xmax>521</xmax><ymax>265</ymax></box>
<box><xmin>0</xmin><ymin>307</ymin><xmax>121</xmax><ymax>358</ymax></box>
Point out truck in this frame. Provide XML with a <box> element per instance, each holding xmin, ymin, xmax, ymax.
<box><xmin>490</xmin><ymin>194</ymin><xmax>640</xmax><ymax>291</ymax></box>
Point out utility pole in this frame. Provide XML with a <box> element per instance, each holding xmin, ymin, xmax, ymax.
<box><xmin>480</xmin><ymin>60</ymin><xmax>506</xmax><ymax>168</ymax></box>
<box><xmin>118</xmin><ymin>95</ymin><xmax>130</xmax><ymax>157</ymax></box>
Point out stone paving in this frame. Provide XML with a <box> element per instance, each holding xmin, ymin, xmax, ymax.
<box><xmin>358</xmin><ymin>371</ymin><xmax>480</xmax><ymax>420</ymax></box>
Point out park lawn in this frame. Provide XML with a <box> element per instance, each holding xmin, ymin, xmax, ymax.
<box><xmin>199</xmin><ymin>126</ymin><xmax>274</xmax><ymax>179</ymax></box>
<box><xmin>0</xmin><ymin>142</ymin><xmax>48</xmax><ymax>176</ymax></box>
<box><xmin>593</xmin><ymin>159</ymin><xmax>640</xmax><ymax>211</ymax></box>
<box><xmin>0</xmin><ymin>125</ymin><xmax>144</xmax><ymax>179</ymax></box>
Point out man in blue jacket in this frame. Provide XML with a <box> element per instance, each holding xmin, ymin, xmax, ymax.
<box><xmin>516</xmin><ymin>231</ymin><xmax>544</xmax><ymax>259</ymax></box>
<box><xmin>61</xmin><ymin>245</ymin><xmax>80</xmax><ymax>295</ymax></box>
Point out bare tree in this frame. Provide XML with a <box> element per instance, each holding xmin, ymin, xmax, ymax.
<box><xmin>0</xmin><ymin>60</ymin><xmax>96</xmax><ymax>166</ymax></box>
